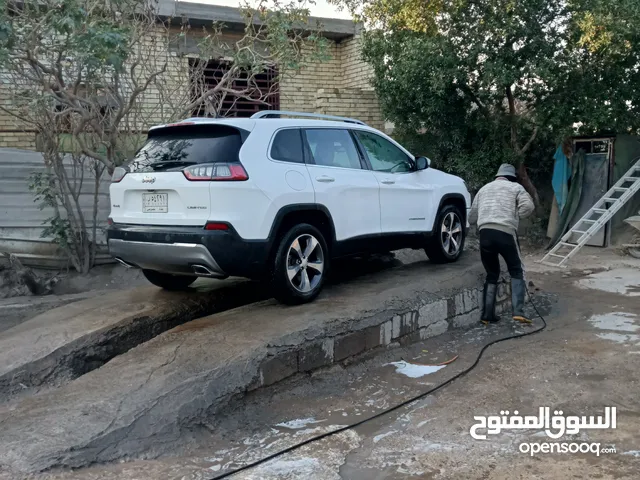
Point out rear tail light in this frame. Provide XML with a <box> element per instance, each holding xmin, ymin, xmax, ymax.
<box><xmin>182</xmin><ymin>163</ymin><xmax>249</xmax><ymax>181</ymax></box>
<box><xmin>111</xmin><ymin>167</ymin><xmax>127</xmax><ymax>183</ymax></box>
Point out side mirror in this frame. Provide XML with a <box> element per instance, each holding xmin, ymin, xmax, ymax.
<box><xmin>415</xmin><ymin>156</ymin><xmax>430</xmax><ymax>170</ymax></box>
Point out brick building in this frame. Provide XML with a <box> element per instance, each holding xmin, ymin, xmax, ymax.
<box><xmin>0</xmin><ymin>1</ymin><xmax>384</xmax><ymax>150</ymax></box>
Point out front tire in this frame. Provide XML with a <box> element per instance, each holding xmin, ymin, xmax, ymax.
<box><xmin>142</xmin><ymin>270</ymin><xmax>197</xmax><ymax>291</ymax></box>
<box><xmin>425</xmin><ymin>204</ymin><xmax>465</xmax><ymax>263</ymax></box>
<box><xmin>271</xmin><ymin>223</ymin><xmax>329</xmax><ymax>305</ymax></box>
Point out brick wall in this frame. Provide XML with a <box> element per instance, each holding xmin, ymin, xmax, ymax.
<box><xmin>0</xmin><ymin>25</ymin><xmax>383</xmax><ymax>150</ymax></box>
<box><xmin>0</xmin><ymin>71</ymin><xmax>36</xmax><ymax>149</ymax></box>
<box><xmin>279</xmin><ymin>33</ymin><xmax>383</xmax><ymax>130</ymax></box>
<box><xmin>340</xmin><ymin>33</ymin><xmax>375</xmax><ymax>90</ymax></box>
<box><xmin>279</xmin><ymin>42</ymin><xmax>343</xmax><ymax>113</ymax></box>
<box><xmin>315</xmin><ymin>88</ymin><xmax>383</xmax><ymax>130</ymax></box>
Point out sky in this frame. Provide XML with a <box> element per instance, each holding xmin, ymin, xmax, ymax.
<box><xmin>186</xmin><ymin>0</ymin><xmax>352</xmax><ymax>19</ymax></box>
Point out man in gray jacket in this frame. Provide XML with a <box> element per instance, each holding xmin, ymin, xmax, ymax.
<box><xmin>468</xmin><ymin>164</ymin><xmax>535</xmax><ymax>324</ymax></box>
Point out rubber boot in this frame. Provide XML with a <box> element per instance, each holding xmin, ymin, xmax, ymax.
<box><xmin>511</xmin><ymin>278</ymin><xmax>532</xmax><ymax>324</ymax></box>
<box><xmin>480</xmin><ymin>282</ymin><xmax>500</xmax><ymax>325</ymax></box>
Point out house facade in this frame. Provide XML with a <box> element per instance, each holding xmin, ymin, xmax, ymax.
<box><xmin>0</xmin><ymin>1</ymin><xmax>384</xmax><ymax>150</ymax></box>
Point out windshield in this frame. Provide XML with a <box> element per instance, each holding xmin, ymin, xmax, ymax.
<box><xmin>126</xmin><ymin>126</ymin><xmax>244</xmax><ymax>173</ymax></box>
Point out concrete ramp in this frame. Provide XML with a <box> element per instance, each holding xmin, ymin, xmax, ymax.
<box><xmin>0</xmin><ymin>279</ymin><xmax>269</xmax><ymax>402</ymax></box>
<box><xmin>0</xmin><ymin>257</ymin><xmax>510</xmax><ymax>475</ymax></box>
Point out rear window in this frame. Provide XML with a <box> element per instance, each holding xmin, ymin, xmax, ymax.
<box><xmin>126</xmin><ymin>125</ymin><xmax>245</xmax><ymax>173</ymax></box>
<box><xmin>270</xmin><ymin>129</ymin><xmax>304</xmax><ymax>163</ymax></box>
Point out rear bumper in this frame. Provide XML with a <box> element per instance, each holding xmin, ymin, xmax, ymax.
<box><xmin>106</xmin><ymin>224</ymin><xmax>270</xmax><ymax>279</ymax></box>
<box><xmin>109</xmin><ymin>239</ymin><xmax>227</xmax><ymax>278</ymax></box>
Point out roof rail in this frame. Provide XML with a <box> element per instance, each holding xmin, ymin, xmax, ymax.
<box><xmin>250</xmin><ymin>110</ymin><xmax>367</xmax><ymax>126</ymax></box>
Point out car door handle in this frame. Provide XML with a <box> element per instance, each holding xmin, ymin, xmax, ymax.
<box><xmin>381</xmin><ymin>180</ymin><xmax>395</xmax><ymax>185</ymax></box>
<box><xmin>316</xmin><ymin>176</ymin><xmax>335</xmax><ymax>183</ymax></box>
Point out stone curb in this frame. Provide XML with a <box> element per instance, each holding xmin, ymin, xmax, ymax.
<box><xmin>255</xmin><ymin>280</ymin><xmax>511</xmax><ymax>388</ymax></box>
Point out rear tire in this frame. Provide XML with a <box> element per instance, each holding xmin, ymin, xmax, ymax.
<box><xmin>271</xmin><ymin>223</ymin><xmax>329</xmax><ymax>305</ymax></box>
<box><xmin>425</xmin><ymin>204</ymin><xmax>465</xmax><ymax>264</ymax></box>
<box><xmin>142</xmin><ymin>270</ymin><xmax>197</xmax><ymax>291</ymax></box>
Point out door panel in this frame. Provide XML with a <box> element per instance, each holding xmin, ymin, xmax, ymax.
<box><xmin>354</xmin><ymin>130</ymin><xmax>433</xmax><ymax>233</ymax></box>
<box><xmin>374</xmin><ymin>171</ymin><xmax>434</xmax><ymax>233</ymax></box>
<box><xmin>302</xmin><ymin>128</ymin><xmax>381</xmax><ymax>241</ymax></box>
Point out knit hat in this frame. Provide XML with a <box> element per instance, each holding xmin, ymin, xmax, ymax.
<box><xmin>495</xmin><ymin>163</ymin><xmax>517</xmax><ymax>179</ymax></box>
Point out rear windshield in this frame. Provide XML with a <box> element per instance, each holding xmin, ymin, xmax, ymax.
<box><xmin>126</xmin><ymin>125</ymin><xmax>245</xmax><ymax>173</ymax></box>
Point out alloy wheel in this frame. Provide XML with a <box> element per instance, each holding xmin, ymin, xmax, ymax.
<box><xmin>286</xmin><ymin>234</ymin><xmax>325</xmax><ymax>293</ymax></box>
<box><xmin>440</xmin><ymin>211</ymin><xmax>463</xmax><ymax>256</ymax></box>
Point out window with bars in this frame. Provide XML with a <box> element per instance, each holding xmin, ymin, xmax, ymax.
<box><xmin>189</xmin><ymin>59</ymin><xmax>280</xmax><ymax>118</ymax></box>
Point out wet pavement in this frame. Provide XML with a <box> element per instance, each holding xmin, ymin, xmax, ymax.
<box><xmin>3</xmin><ymin>257</ymin><xmax>639</xmax><ymax>480</ymax></box>
<box><xmin>0</xmin><ymin>250</ymin><xmax>503</xmax><ymax>477</ymax></box>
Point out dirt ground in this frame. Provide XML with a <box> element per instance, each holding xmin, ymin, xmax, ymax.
<box><xmin>17</xmin><ymin>251</ymin><xmax>638</xmax><ymax>480</ymax></box>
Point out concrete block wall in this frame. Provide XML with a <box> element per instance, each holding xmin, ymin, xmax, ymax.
<box><xmin>254</xmin><ymin>279</ymin><xmax>513</xmax><ymax>389</ymax></box>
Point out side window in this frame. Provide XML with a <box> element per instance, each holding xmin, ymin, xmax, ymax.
<box><xmin>270</xmin><ymin>129</ymin><xmax>304</xmax><ymax>163</ymax></box>
<box><xmin>355</xmin><ymin>131</ymin><xmax>413</xmax><ymax>173</ymax></box>
<box><xmin>303</xmin><ymin>129</ymin><xmax>362</xmax><ymax>170</ymax></box>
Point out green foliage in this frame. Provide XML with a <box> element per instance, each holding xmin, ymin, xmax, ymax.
<box><xmin>336</xmin><ymin>0</ymin><xmax>640</xmax><ymax>199</ymax></box>
<box><xmin>2</xmin><ymin>0</ymin><xmax>132</xmax><ymax>76</ymax></box>
<box><xmin>28</xmin><ymin>171</ymin><xmax>72</xmax><ymax>250</ymax></box>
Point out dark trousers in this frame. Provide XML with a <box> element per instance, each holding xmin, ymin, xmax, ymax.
<box><xmin>479</xmin><ymin>228</ymin><xmax>524</xmax><ymax>284</ymax></box>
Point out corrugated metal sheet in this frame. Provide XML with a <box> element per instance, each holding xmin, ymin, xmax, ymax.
<box><xmin>0</xmin><ymin>148</ymin><xmax>113</xmax><ymax>268</ymax></box>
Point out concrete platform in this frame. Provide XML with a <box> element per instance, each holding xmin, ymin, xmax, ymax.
<box><xmin>0</xmin><ymin>255</ymin><xmax>510</xmax><ymax>475</ymax></box>
<box><xmin>0</xmin><ymin>279</ymin><xmax>269</xmax><ymax>402</ymax></box>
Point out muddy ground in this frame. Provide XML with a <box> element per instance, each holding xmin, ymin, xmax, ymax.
<box><xmin>11</xmin><ymin>252</ymin><xmax>636</xmax><ymax>480</ymax></box>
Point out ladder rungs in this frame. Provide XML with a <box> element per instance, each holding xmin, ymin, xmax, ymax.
<box><xmin>539</xmin><ymin>158</ymin><xmax>640</xmax><ymax>268</ymax></box>
<box><xmin>540</xmin><ymin>260</ymin><xmax>559</xmax><ymax>265</ymax></box>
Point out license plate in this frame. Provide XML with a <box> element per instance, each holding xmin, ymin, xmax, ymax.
<box><xmin>142</xmin><ymin>193</ymin><xmax>168</xmax><ymax>213</ymax></box>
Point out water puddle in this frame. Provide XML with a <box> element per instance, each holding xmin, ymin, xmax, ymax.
<box><xmin>588</xmin><ymin>312</ymin><xmax>640</xmax><ymax>344</ymax></box>
<box><xmin>384</xmin><ymin>360</ymin><xmax>446</xmax><ymax>378</ymax></box>
<box><xmin>577</xmin><ymin>268</ymin><xmax>640</xmax><ymax>296</ymax></box>
<box><xmin>275</xmin><ymin>417</ymin><xmax>325</xmax><ymax>429</ymax></box>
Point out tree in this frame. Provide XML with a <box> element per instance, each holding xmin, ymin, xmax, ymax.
<box><xmin>0</xmin><ymin>0</ymin><xmax>329</xmax><ymax>273</ymax></box>
<box><xmin>332</xmin><ymin>0</ymin><xmax>640</xmax><ymax>202</ymax></box>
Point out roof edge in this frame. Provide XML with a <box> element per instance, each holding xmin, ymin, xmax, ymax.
<box><xmin>157</xmin><ymin>0</ymin><xmax>358</xmax><ymax>40</ymax></box>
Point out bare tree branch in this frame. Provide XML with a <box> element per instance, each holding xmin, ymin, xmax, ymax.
<box><xmin>520</xmin><ymin>126</ymin><xmax>539</xmax><ymax>155</ymax></box>
<box><xmin>1</xmin><ymin>0</ymin><xmax>330</xmax><ymax>271</ymax></box>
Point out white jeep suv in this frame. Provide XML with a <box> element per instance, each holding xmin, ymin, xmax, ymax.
<box><xmin>107</xmin><ymin>111</ymin><xmax>471</xmax><ymax>304</ymax></box>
